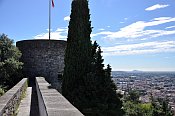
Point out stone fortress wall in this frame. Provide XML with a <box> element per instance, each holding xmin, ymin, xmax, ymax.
<box><xmin>16</xmin><ymin>39</ymin><xmax>66</xmax><ymax>90</ymax></box>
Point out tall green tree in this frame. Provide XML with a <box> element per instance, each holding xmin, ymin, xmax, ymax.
<box><xmin>92</xmin><ymin>45</ymin><xmax>123</xmax><ymax>116</ymax></box>
<box><xmin>72</xmin><ymin>41</ymin><xmax>123</xmax><ymax>115</ymax></box>
<box><xmin>0</xmin><ymin>34</ymin><xmax>23</xmax><ymax>89</ymax></box>
<box><xmin>62</xmin><ymin>0</ymin><xmax>123</xmax><ymax>115</ymax></box>
<box><xmin>62</xmin><ymin>0</ymin><xmax>92</xmax><ymax>111</ymax></box>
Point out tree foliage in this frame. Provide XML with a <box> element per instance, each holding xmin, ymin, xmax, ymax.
<box><xmin>86</xmin><ymin>42</ymin><xmax>123</xmax><ymax>116</ymax></box>
<box><xmin>123</xmin><ymin>91</ymin><xmax>174</xmax><ymax>116</ymax></box>
<box><xmin>62</xmin><ymin>0</ymin><xmax>92</xmax><ymax>111</ymax></box>
<box><xmin>0</xmin><ymin>86</ymin><xmax>5</xmax><ymax>96</ymax></box>
<box><xmin>151</xmin><ymin>98</ymin><xmax>174</xmax><ymax>116</ymax></box>
<box><xmin>62</xmin><ymin>0</ymin><xmax>123</xmax><ymax>115</ymax></box>
<box><xmin>127</xmin><ymin>90</ymin><xmax>140</xmax><ymax>103</ymax></box>
<box><xmin>123</xmin><ymin>91</ymin><xmax>152</xmax><ymax>116</ymax></box>
<box><xmin>0</xmin><ymin>34</ymin><xmax>23</xmax><ymax>89</ymax></box>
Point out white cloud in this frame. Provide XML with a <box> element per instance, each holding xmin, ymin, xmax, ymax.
<box><xmin>99</xmin><ymin>28</ymin><xmax>105</xmax><ymax>31</ymax></box>
<box><xmin>102</xmin><ymin>41</ymin><xmax>175</xmax><ymax>56</ymax></box>
<box><xmin>145</xmin><ymin>4</ymin><xmax>169</xmax><ymax>11</ymax></box>
<box><xmin>91</xmin><ymin>31</ymin><xmax>113</xmax><ymax>38</ymax></box>
<box><xmin>166</xmin><ymin>25</ymin><xmax>175</xmax><ymax>29</ymax></box>
<box><xmin>119</xmin><ymin>18</ymin><xmax>128</xmax><ymax>24</ymax></box>
<box><xmin>92</xmin><ymin>17</ymin><xmax>175</xmax><ymax>40</ymax></box>
<box><xmin>64</xmin><ymin>16</ymin><xmax>70</xmax><ymax>21</ymax></box>
<box><xmin>153</xmin><ymin>17</ymin><xmax>171</xmax><ymax>21</ymax></box>
<box><xmin>56</xmin><ymin>28</ymin><xmax>68</xmax><ymax>32</ymax></box>
<box><xmin>34</xmin><ymin>27</ymin><xmax>68</xmax><ymax>40</ymax></box>
<box><xmin>46</xmin><ymin>29</ymin><xmax>52</xmax><ymax>31</ymax></box>
<box><xmin>150</xmin><ymin>30</ymin><xmax>175</xmax><ymax>38</ymax></box>
<box><xmin>124</xmin><ymin>18</ymin><xmax>128</xmax><ymax>20</ymax></box>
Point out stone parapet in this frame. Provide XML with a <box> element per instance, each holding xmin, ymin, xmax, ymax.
<box><xmin>36</xmin><ymin>77</ymin><xmax>84</xmax><ymax>116</ymax></box>
<box><xmin>0</xmin><ymin>78</ymin><xmax>28</xmax><ymax>116</ymax></box>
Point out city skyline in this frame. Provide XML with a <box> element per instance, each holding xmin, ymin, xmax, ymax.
<box><xmin>0</xmin><ymin>0</ymin><xmax>175</xmax><ymax>71</ymax></box>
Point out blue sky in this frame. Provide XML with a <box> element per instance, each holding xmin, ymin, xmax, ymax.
<box><xmin>0</xmin><ymin>0</ymin><xmax>175</xmax><ymax>71</ymax></box>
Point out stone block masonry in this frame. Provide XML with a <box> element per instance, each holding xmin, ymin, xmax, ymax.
<box><xmin>16</xmin><ymin>40</ymin><xmax>66</xmax><ymax>91</ymax></box>
<box><xmin>36</xmin><ymin>77</ymin><xmax>84</xmax><ymax>116</ymax></box>
<box><xmin>0</xmin><ymin>78</ymin><xmax>28</xmax><ymax>116</ymax></box>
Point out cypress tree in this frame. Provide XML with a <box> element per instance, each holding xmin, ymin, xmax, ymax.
<box><xmin>62</xmin><ymin>0</ymin><xmax>92</xmax><ymax>111</ymax></box>
<box><xmin>94</xmin><ymin>47</ymin><xmax>123</xmax><ymax>116</ymax></box>
<box><xmin>62</xmin><ymin>0</ymin><xmax>123</xmax><ymax>115</ymax></box>
<box><xmin>83</xmin><ymin>41</ymin><xmax>123</xmax><ymax>115</ymax></box>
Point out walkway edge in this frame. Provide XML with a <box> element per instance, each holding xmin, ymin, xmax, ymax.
<box><xmin>18</xmin><ymin>87</ymin><xmax>32</xmax><ymax>116</ymax></box>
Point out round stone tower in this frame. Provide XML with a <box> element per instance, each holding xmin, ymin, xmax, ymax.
<box><xmin>16</xmin><ymin>39</ymin><xmax>66</xmax><ymax>90</ymax></box>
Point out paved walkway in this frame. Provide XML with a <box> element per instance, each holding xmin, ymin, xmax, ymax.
<box><xmin>18</xmin><ymin>80</ymin><xmax>40</xmax><ymax>116</ymax></box>
<box><xmin>18</xmin><ymin>87</ymin><xmax>32</xmax><ymax>116</ymax></box>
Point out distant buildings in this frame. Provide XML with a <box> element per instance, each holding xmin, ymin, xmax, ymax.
<box><xmin>112</xmin><ymin>71</ymin><xmax>175</xmax><ymax>111</ymax></box>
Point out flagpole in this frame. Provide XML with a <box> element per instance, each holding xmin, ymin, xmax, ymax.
<box><xmin>49</xmin><ymin>0</ymin><xmax>51</xmax><ymax>40</ymax></box>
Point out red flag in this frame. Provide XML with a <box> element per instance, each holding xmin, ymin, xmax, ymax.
<box><xmin>52</xmin><ymin>0</ymin><xmax>54</xmax><ymax>7</ymax></box>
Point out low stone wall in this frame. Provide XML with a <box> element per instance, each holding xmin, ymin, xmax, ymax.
<box><xmin>36</xmin><ymin>77</ymin><xmax>84</xmax><ymax>116</ymax></box>
<box><xmin>0</xmin><ymin>78</ymin><xmax>28</xmax><ymax>116</ymax></box>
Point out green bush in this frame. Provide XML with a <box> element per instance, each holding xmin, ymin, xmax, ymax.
<box><xmin>0</xmin><ymin>86</ymin><xmax>5</xmax><ymax>96</ymax></box>
<box><xmin>0</xmin><ymin>34</ymin><xmax>23</xmax><ymax>89</ymax></box>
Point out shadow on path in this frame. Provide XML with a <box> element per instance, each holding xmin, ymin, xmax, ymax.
<box><xmin>29</xmin><ymin>79</ymin><xmax>40</xmax><ymax>116</ymax></box>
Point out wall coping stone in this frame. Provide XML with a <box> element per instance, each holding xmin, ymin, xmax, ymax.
<box><xmin>0</xmin><ymin>78</ymin><xmax>28</xmax><ymax>116</ymax></box>
<box><xmin>36</xmin><ymin>77</ymin><xmax>84</xmax><ymax>116</ymax></box>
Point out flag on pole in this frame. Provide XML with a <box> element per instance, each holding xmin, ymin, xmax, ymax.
<box><xmin>52</xmin><ymin>0</ymin><xmax>54</xmax><ymax>7</ymax></box>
